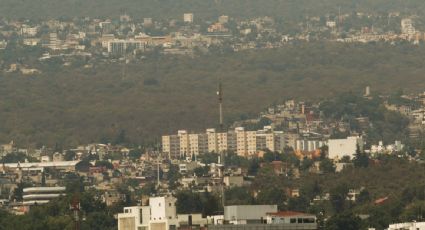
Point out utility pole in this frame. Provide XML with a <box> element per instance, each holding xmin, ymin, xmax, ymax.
<box><xmin>157</xmin><ymin>158</ymin><xmax>161</xmax><ymax>189</ymax></box>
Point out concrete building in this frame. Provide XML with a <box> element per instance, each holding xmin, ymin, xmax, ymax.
<box><xmin>162</xmin><ymin>127</ymin><xmax>286</xmax><ymax>159</ymax></box>
<box><xmin>246</xmin><ymin>131</ymin><xmax>257</xmax><ymax>156</ymax></box>
<box><xmin>387</xmin><ymin>222</ymin><xmax>425</xmax><ymax>230</ymax></box>
<box><xmin>2</xmin><ymin>161</ymin><xmax>80</xmax><ymax>172</ymax></box>
<box><xmin>22</xmin><ymin>186</ymin><xmax>66</xmax><ymax>206</ymax></box>
<box><xmin>266</xmin><ymin>211</ymin><xmax>316</xmax><ymax>227</ymax></box>
<box><xmin>223</xmin><ymin>176</ymin><xmax>244</xmax><ymax>187</ymax></box>
<box><xmin>143</xmin><ymin>18</ymin><xmax>153</xmax><ymax>27</ymax></box>
<box><xmin>21</xmin><ymin>26</ymin><xmax>38</xmax><ymax>37</ymax></box>
<box><xmin>188</xmin><ymin>134</ymin><xmax>200</xmax><ymax>156</ymax></box>
<box><xmin>328</xmin><ymin>136</ymin><xmax>363</xmax><ymax>159</ymax></box>
<box><xmin>401</xmin><ymin>18</ymin><xmax>415</xmax><ymax>36</ymax></box>
<box><xmin>178</xmin><ymin>130</ymin><xmax>189</xmax><ymax>157</ymax></box>
<box><xmin>183</xmin><ymin>13</ymin><xmax>194</xmax><ymax>23</ymax></box>
<box><xmin>48</xmin><ymin>33</ymin><xmax>62</xmax><ymax>50</ymax></box>
<box><xmin>107</xmin><ymin>39</ymin><xmax>144</xmax><ymax>55</ymax></box>
<box><xmin>295</xmin><ymin>140</ymin><xmax>325</xmax><ymax>152</ymax></box>
<box><xmin>217</xmin><ymin>132</ymin><xmax>228</xmax><ymax>153</ymax></box>
<box><xmin>224</xmin><ymin>205</ymin><xmax>277</xmax><ymax>224</ymax></box>
<box><xmin>235</xmin><ymin>127</ymin><xmax>248</xmax><ymax>157</ymax></box>
<box><xmin>162</xmin><ymin>135</ymin><xmax>180</xmax><ymax>159</ymax></box>
<box><xmin>218</xmin><ymin>15</ymin><xmax>229</xmax><ymax>24</ymax></box>
<box><xmin>118</xmin><ymin>196</ymin><xmax>178</xmax><ymax>230</ymax></box>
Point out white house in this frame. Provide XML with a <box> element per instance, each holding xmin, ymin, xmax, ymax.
<box><xmin>118</xmin><ymin>196</ymin><xmax>178</xmax><ymax>230</ymax></box>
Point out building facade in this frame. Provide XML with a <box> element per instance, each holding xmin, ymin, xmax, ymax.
<box><xmin>118</xmin><ymin>196</ymin><xmax>178</xmax><ymax>230</ymax></box>
<box><xmin>328</xmin><ymin>136</ymin><xmax>363</xmax><ymax>159</ymax></box>
<box><xmin>162</xmin><ymin>127</ymin><xmax>286</xmax><ymax>159</ymax></box>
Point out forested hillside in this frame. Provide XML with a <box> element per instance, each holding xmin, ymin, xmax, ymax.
<box><xmin>1</xmin><ymin>42</ymin><xmax>425</xmax><ymax>147</ymax></box>
<box><xmin>1</xmin><ymin>0</ymin><xmax>425</xmax><ymax>20</ymax></box>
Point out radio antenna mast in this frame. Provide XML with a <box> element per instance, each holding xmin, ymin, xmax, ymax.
<box><xmin>217</xmin><ymin>79</ymin><xmax>223</xmax><ymax>131</ymax></box>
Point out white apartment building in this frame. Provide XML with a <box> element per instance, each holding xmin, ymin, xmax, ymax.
<box><xmin>118</xmin><ymin>196</ymin><xmax>178</xmax><ymax>230</ymax></box>
<box><xmin>22</xmin><ymin>187</ymin><xmax>66</xmax><ymax>206</ymax></box>
<box><xmin>328</xmin><ymin>136</ymin><xmax>363</xmax><ymax>159</ymax></box>
<box><xmin>21</xmin><ymin>26</ymin><xmax>38</xmax><ymax>37</ymax></box>
<box><xmin>295</xmin><ymin>140</ymin><xmax>325</xmax><ymax>152</ymax></box>
<box><xmin>107</xmin><ymin>39</ymin><xmax>145</xmax><ymax>55</ymax></box>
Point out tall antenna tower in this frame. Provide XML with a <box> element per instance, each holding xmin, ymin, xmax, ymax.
<box><xmin>217</xmin><ymin>79</ymin><xmax>223</xmax><ymax>131</ymax></box>
<box><xmin>217</xmin><ymin>78</ymin><xmax>226</xmax><ymax>208</ymax></box>
<box><xmin>70</xmin><ymin>195</ymin><xmax>81</xmax><ymax>230</ymax></box>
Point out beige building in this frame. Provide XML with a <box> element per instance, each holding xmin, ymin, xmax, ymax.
<box><xmin>246</xmin><ymin>131</ymin><xmax>257</xmax><ymax>156</ymax></box>
<box><xmin>217</xmin><ymin>132</ymin><xmax>228</xmax><ymax>153</ymax></box>
<box><xmin>207</xmin><ymin>128</ymin><xmax>218</xmax><ymax>153</ymax></box>
<box><xmin>162</xmin><ymin>135</ymin><xmax>180</xmax><ymax>159</ymax></box>
<box><xmin>162</xmin><ymin>127</ymin><xmax>286</xmax><ymax>159</ymax></box>
<box><xmin>183</xmin><ymin>13</ymin><xmax>194</xmax><ymax>23</ymax></box>
<box><xmin>235</xmin><ymin>127</ymin><xmax>248</xmax><ymax>157</ymax></box>
<box><xmin>178</xmin><ymin>130</ymin><xmax>189</xmax><ymax>157</ymax></box>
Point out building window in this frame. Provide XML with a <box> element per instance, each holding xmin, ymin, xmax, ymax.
<box><xmin>290</xmin><ymin>218</ymin><xmax>296</xmax><ymax>223</ymax></box>
<box><xmin>139</xmin><ymin>209</ymin><xmax>143</xmax><ymax>224</ymax></box>
<box><xmin>169</xmin><ymin>203</ymin><xmax>172</xmax><ymax>207</ymax></box>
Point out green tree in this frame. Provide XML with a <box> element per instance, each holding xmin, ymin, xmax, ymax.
<box><xmin>128</xmin><ymin>149</ymin><xmax>143</xmax><ymax>160</ymax></box>
<box><xmin>225</xmin><ymin>187</ymin><xmax>254</xmax><ymax>205</ymax></box>
<box><xmin>329</xmin><ymin>183</ymin><xmax>349</xmax><ymax>213</ymax></box>
<box><xmin>256</xmin><ymin>187</ymin><xmax>286</xmax><ymax>210</ymax></box>
<box><xmin>325</xmin><ymin>212</ymin><xmax>362</xmax><ymax>230</ymax></box>
<box><xmin>320</xmin><ymin>158</ymin><xmax>336</xmax><ymax>173</ymax></box>
<box><xmin>353</xmin><ymin>146</ymin><xmax>369</xmax><ymax>168</ymax></box>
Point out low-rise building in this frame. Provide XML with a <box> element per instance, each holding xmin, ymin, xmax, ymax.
<box><xmin>388</xmin><ymin>221</ymin><xmax>425</xmax><ymax>230</ymax></box>
<box><xmin>266</xmin><ymin>211</ymin><xmax>316</xmax><ymax>228</ymax></box>
<box><xmin>224</xmin><ymin>205</ymin><xmax>277</xmax><ymax>224</ymax></box>
<box><xmin>118</xmin><ymin>196</ymin><xmax>178</xmax><ymax>230</ymax></box>
<box><xmin>328</xmin><ymin>136</ymin><xmax>363</xmax><ymax>159</ymax></box>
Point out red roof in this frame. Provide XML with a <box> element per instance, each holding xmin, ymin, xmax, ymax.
<box><xmin>266</xmin><ymin>211</ymin><xmax>311</xmax><ymax>217</ymax></box>
<box><xmin>374</xmin><ymin>196</ymin><xmax>389</xmax><ymax>205</ymax></box>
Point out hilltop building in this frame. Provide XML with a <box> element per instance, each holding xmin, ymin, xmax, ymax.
<box><xmin>162</xmin><ymin>126</ymin><xmax>286</xmax><ymax>159</ymax></box>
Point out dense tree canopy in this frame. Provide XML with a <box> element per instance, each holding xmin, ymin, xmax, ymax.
<box><xmin>0</xmin><ymin>42</ymin><xmax>424</xmax><ymax>147</ymax></box>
